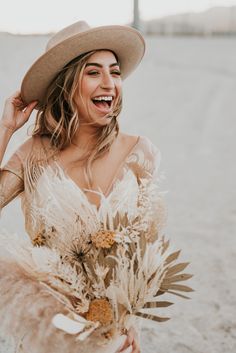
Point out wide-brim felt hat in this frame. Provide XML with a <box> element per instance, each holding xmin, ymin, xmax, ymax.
<box><xmin>21</xmin><ymin>20</ymin><xmax>145</xmax><ymax>108</ymax></box>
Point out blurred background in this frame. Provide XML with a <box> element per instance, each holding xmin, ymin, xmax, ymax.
<box><xmin>0</xmin><ymin>1</ymin><xmax>236</xmax><ymax>352</ymax></box>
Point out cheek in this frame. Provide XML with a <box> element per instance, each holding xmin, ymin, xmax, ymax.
<box><xmin>116</xmin><ymin>80</ymin><xmax>122</xmax><ymax>95</ymax></box>
<box><xmin>81</xmin><ymin>77</ymin><xmax>97</xmax><ymax>97</ymax></box>
<box><xmin>76</xmin><ymin>80</ymin><xmax>94</xmax><ymax>110</ymax></box>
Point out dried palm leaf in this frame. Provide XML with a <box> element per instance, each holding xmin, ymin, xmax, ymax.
<box><xmin>162</xmin><ymin>284</ymin><xmax>193</xmax><ymax>292</ymax></box>
<box><xmin>165</xmin><ymin>250</ymin><xmax>181</xmax><ymax>264</ymax></box>
<box><xmin>162</xmin><ymin>273</ymin><xmax>193</xmax><ymax>284</ymax></box>
<box><xmin>165</xmin><ymin>262</ymin><xmax>190</xmax><ymax>276</ymax></box>
<box><xmin>143</xmin><ymin>301</ymin><xmax>173</xmax><ymax>309</ymax></box>
<box><xmin>135</xmin><ymin>312</ymin><xmax>170</xmax><ymax>322</ymax></box>
<box><xmin>165</xmin><ymin>290</ymin><xmax>192</xmax><ymax>299</ymax></box>
<box><xmin>161</xmin><ymin>238</ymin><xmax>170</xmax><ymax>255</ymax></box>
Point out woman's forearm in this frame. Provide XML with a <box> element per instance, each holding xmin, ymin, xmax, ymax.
<box><xmin>0</xmin><ymin>124</ymin><xmax>14</xmax><ymax>166</ymax></box>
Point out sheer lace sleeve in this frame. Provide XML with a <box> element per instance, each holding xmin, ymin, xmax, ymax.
<box><xmin>127</xmin><ymin>135</ymin><xmax>162</xmax><ymax>182</ymax></box>
<box><xmin>0</xmin><ymin>149</ymin><xmax>24</xmax><ymax>212</ymax></box>
<box><xmin>140</xmin><ymin>136</ymin><xmax>161</xmax><ymax>179</ymax></box>
<box><xmin>130</xmin><ymin>136</ymin><xmax>167</xmax><ymax>242</ymax></box>
<box><xmin>0</xmin><ymin>135</ymin><xmax>57</xmax><ymax>213</ymax></box>
<box><xmin>0</xmin><ymin>134</ymin><xmax>37</xmax><ymax>213</ymax></box>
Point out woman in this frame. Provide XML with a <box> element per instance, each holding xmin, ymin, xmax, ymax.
<box><xmin>0</xmin><ymin>21</ymin><xmax>166</xmax><ymax>353</ymax></box>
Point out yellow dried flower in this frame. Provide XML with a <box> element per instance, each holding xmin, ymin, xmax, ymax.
<box><xmin>85</xmin><ymin>298</ymin><xmax>113</xmax><ymax>326</ymax></box>
<box><xmin>32</xmin><ymin>232</ymin><xmax>47</xmax><ymax>247</ymax></box>
<box><xmin>91</xmin><ymin>230</ymin><xmax>115</xmax><ymax>249</ymax></box>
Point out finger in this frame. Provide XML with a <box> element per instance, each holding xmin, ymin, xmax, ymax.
<box><xmin>132</xmin><ymin>341</ymin><xmax>140</xmax><ymax>353</ymax></box>
<box><xmin>13</xmin><ymin>96</ymin><xmax>24</xmax><ymax>103</ymax></box>
<box><xmin>23</xmin><ymin>101</ymin><xmax>38</xmax><ymax>118</ymax></box>
<box><xmin>127</xmin><ymin>333</ymin><xmax>134</xmax><ymax>346</ymax></box>
<box><xmin>12</xmin><ymin>95</ymin><xmax>29</xmax><ymax>110</ymax></box>
<box><xmin>120</xmin><ymin>335</ymin><xmax>133</xmax><ymax>351</ymax></box>
<box><xmin>132</xmin><ymin>336</ymin><xmax>140</xmax><ymax>351</ymax></box>
<box><xmin>127</xmin><ymin>328</ymin><xmax>135</xmax><ymax>345</ymax></box>
<box><xmin>14</xmin><ymin>100</ymin><xmax>27</xmax><ymax>110</ymax></box>
<box><xmin>120</xmin><ymin>345</ymin><xmax>132</xmax><ymax>353</ymax></box>
<box><xmin>6</xmin><ymin>94</ymin><xmax>25</xmax><ymax>111</ymax></box>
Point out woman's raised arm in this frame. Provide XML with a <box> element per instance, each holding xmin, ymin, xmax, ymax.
<box><xmin>0</xmin><ymin>91</ymin><xmax>37</xmax><ymax>164</ymax></box>
<box><xmin>0</xmin><ymin>92</ymin><xmax>37</xmax><ymax>212</ymax></box>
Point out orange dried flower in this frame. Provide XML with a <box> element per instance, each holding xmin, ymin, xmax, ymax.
<box><xmin>85</xmin><ymin>298</ymin><xmax>113</xmax><ymax>326</ymax></box>
<box><xmin>32</xmin><ymin>232</ymin><xmax>47</xmax><ymax>247</ymax></box>
<box><xmin>91</xmin><ymin>230</ymin><xmax>115</xmax><ymax>249</ymax></box>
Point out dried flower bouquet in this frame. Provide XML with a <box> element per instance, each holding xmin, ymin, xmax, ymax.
<box><xmin>4</xmin><ymin>209</ymin><xmax>193</xmax><ymax>345</ymax></box>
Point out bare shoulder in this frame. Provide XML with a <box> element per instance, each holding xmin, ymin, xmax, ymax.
<box><xmin>117</xmin><ymin>133</ymin><xmax>158</xmax><ymax>153</ymax></box>
<box><xmin>117</xmin><ymin>132</ymin><xmax>140</xmax><ymax>151</ymax></box>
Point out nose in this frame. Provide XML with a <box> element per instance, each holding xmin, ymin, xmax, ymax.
<box><xmin>100</xmin><ymin>71</ymin><xmax>115</xmax><ymax>90</ymax></box>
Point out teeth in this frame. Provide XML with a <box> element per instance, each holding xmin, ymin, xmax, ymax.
<box><xmin>93</xmin><ymin>96</ymin><xmax>113</xmax><ymax>101</ymax></box>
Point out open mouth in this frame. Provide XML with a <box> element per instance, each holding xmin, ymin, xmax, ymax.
<box><xmin>91</xmin><ymin>96</ymin><xmax>113</xmax><ymax>110</ymax></box>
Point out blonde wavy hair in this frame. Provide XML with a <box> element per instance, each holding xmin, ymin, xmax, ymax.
<box><xmin>31</xmin><ymin>49</ymin><xmax>122</xmax><ymax>187</ymax></box>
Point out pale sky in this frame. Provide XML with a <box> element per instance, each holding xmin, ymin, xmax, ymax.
<box><xmin>1</xmin><ymin>0</ymin><xmax>236</xmax><ymax>34</ymax></box>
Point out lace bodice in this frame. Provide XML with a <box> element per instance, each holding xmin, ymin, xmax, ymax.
<box><xmin>0</xmin><ymin>135</ymin><xmax>167</xmax><ymax>245</ymax></box>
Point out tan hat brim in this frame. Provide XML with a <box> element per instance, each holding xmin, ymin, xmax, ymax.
<box><xmin>21</xmin><ymin>25</ymin><xmax>145</xmax><ymax>108</ymax></box>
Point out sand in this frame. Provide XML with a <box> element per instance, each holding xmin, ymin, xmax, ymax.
<box><xmin>0</xmin><ymin>33</ymin><xmax>236</xmax><ymax>353</ymax></box>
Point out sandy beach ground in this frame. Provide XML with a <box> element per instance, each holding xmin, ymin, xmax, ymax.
<box><xmin>0</xmin><ymin>33</ymin><xmax>236</xmax><ymax>353</ymax></box>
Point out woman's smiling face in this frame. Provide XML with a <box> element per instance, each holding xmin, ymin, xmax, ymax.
<box><xmin>75</xmin><ymin>50</ymin><xmax>122</xmax><ymax>126</ymax></box>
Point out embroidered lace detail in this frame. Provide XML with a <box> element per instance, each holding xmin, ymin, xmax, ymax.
<box><xmin>0</xmin><ymin>169</ymin><xmax>24</xmax><ymax>213</ymax></box>
<box><xmin>0</xmin><ymin>135</ymin><xmax>167</xmax><ymax>244</ymax></box>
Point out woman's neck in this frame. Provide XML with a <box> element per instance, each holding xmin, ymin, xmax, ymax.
<box><xmin>71</xmin><ymin>124</ymin><xmax>98</xmax><ymax>150</ymax></box>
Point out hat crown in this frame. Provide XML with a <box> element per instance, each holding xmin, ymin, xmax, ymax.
<box><xmin>46</xmin><ymin>21</ymin><xmax>91</xmax><ymax>52</ymax></box>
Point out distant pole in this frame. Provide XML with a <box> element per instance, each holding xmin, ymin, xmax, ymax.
<box><xmin>133</xmin><ymin>0</ymin><xmax>140</xmax><ymax>30</ymax></box>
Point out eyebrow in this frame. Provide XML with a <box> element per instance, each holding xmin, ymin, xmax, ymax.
<box><xmin>85</xmin><ymin>62</ymin><xmax>120</xmax><ymax>68</ymax></box>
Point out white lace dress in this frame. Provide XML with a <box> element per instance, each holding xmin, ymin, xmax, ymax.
<box><xmin>0</xmin><ymin>135</ymin><xmax>167</xmax><ymax>353</ymax></box>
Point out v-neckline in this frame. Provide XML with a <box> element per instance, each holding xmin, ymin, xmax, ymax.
<box><xmin>51</xmin><ymin>136</ymin><xmax>141</xmax><ymax>211</ymax></box>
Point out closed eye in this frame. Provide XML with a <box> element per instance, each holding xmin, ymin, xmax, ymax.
<box><xmin>87</xmin><ymin>71</ymin><xmax>99</xmax><ymax>75</ymax></box>
<box><xmin>111</xmin><ymin>71</ymin><xmax>121</xmax><ymax>75</ymax></box>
